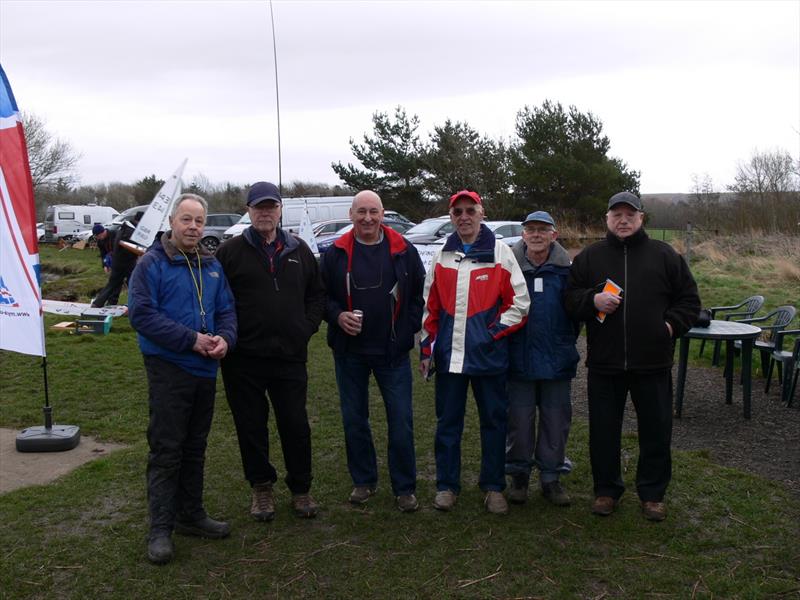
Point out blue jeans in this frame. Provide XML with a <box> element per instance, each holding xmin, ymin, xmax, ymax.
<box><xmin>334</xmin><ymin>353</ymin><xmax>416</xmax><ymax>495</ymax></box>
<box><xmin>434</xmin><ymin>371</ymin><xmax>508</xmax><ymax>494</ymax></box>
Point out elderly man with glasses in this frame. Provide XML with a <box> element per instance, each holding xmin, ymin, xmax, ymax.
<box><xmin>420</xmin><ymin>190</ymin><xmax>530</xmax><ymax>515</ymax></box>
<box><xmin>505</xmin><ymin>211</ymin><xmax>580</xmax><ymax>507</ymax></box>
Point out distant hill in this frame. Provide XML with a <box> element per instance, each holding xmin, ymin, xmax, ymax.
<box><xmin>643</xmin><ymin>192</ymin><xmax>738</xmax><ymax>205</ymax></box>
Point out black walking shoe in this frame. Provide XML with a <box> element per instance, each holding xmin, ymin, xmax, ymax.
<box><xmin>147</xmin><ymin>534</ymin><xmax>174</xmax><ymax>565</ymax></box>
<box><xmin>174</xmin><ymin>516</ymin><xmax>231</xmax><ymax>539</ymax></box>
<box><xmin>541</xmin><ymin>481</ymin><xmax>571</xmax><ymax>507</ymax></box>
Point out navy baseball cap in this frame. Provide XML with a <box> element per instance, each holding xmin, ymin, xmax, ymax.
<box><xmin>607</xmin><ymin>191</ymin><xmax>643</xmax><ymax>211</ymax></box>
<box><xmin>91</xmin><ymin>224</ymin><xmax>105</xmax><ymax>235</ymax></box>
<box><xmin>522</xmin><ymin>211</ymin><xmax>556</xmax><ymax>228</ymax></box>
<box><xmin>247</xmin><ymin>181</ymin><xmax>282</xmax><ymax>206</ymax></box>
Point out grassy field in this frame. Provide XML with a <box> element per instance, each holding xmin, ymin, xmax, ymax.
<box><xmin>0</xmin><ymin>240</ymin><xmax>798</xmax><ymax>599</ymax></box>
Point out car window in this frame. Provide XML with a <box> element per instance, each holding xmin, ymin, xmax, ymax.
<box><xmin>494</xmin><ymin>225</ymin><xmax>512</xmax><ymax>238</ymax></box>
<box><xmin>406</xmin><ymin>220</ymin><xmax>449</xmax><ymax>235</ymax></box>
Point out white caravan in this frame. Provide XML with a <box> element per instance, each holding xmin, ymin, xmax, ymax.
<box><xmin>43</xmin><ymin>204</ymin><xmax>120</xmax><ymax>242</ymax></box>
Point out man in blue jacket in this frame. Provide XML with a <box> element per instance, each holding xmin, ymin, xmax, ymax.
<box><xmin>322</xmin><ymin>190</ymin><xmax>425</xmax><ymax>512</ymax></box>
<box><xmin>506</xmin><ymin>211</ymin><xmax>580</xmax><ymax>507</ymax></box>
<box><xmin>128</xmin><ymin>193</ymin><xmax>237</xmax><ymax>565</ymax></box>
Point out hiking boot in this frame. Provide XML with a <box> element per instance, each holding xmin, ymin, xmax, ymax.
<box><xmin>174</xmin><ymin>516</ymin><xmax>231</xmax><ymax>539</ymax></box>
<box><xmin>251</xmin><ymin>482</ymin><xmax>276</xmax><ymax>521</ymax></box>
<box><xmin>484</xmin><ymin>491</ymin><xmax>509</xmax><ymax>515</ymax></box>
<box><xmin>591</xmin><ymin>496</ymin><xmax>618</xmax><ymax>516</ymax></box>
<box><xmin>291</xmin><ymin>493</ymin><xmax>319</xmax><ymax>518</ymax></box>
<box><xmin>433</xmin><ymin>490</ymin><xmax>457</xmax><ymax>511</ymax></box>
<box><xmin>396</xmin><ymin>494</ymin><xmax>419</xmax><ymax>513</ymax></box>
<box><xmin>349</xmin><ymin>486</ymin><xmax>377</xmax><ymax>505</ymax></box>
<box><xmin>541</xmin><ymin>481</ymin><xmax>571</xmax><ymax>507</ymax></box>
<box><xmin>641</xmin><ymin>501</ymin><xmax>667</xmax><ymax>522</ymax></box>
<box><xmin>507</xmin><ymin>474</ymin><xmax>529</xmax><ymax>505</ymax></box>
<box><xmin>147</xmin><ymin>534</ymin><xmax>174</xmax><ymax>565</ymax></box>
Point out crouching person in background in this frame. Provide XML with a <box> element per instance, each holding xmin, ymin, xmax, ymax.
<box><xmin>128</xmin><ymin>193</ymin><xmax>237</xmax><ymax>565</ymax></box>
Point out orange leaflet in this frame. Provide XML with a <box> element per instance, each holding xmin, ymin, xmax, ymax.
<box><xmin>596</xmin><ymin>278</ymin><xmax>623</xmax><ymax>323</ymax></box>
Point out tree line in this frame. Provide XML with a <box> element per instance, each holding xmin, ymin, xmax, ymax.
<box><xmin>25</xmin><ymin>105</ymin><xmax>799</xmax><ymax>233</ymax></box>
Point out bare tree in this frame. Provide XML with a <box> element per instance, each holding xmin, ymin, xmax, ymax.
<box><xmin>728</xmin><ymin>149</ymin><xmax>799</xmax><ymax>232</ymax></box>
<box><xmin>21</xmin><ymin>112</ymin><xmax>81</xmax><ymax>189</ymax></box>
<box><xmin>689</xmin><ymin>173</ymin><xmax>720</xmax><ymax>231</ymax></box>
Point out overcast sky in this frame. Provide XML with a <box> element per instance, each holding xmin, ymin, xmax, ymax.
<box><xmin>1</xmin><ymin>0</ymin><xmax>798</xmax><ymax>194</ymax></box>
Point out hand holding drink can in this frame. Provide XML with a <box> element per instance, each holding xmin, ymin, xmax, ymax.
<box><xmin>352</xmin><ymin>310</ymin><xmax>363</xmax><ymax>334</ymax></box>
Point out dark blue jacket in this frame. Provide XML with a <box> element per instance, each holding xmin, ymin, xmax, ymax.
<box><xmin>129</xmin><ymin>234</ymin><xmax>237</xmax><ymax>378</ymax></box>
<box><xmin>508</xmin><ymin>240</ymin><xmax>579</xmax><ymax>381</ymax></box>
<box><xmin>322</xmin><ymin>225</ymin><xmax>425</xmax><ymax>364</ymax></box>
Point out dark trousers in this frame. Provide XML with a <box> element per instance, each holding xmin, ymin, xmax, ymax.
<box><xmin>221</xmin><ymin>353</ymin><xmax>312</xmax><ymax>494</ymax></box>
<box><xmin>144</xmin><ymin>356</ymin><xmax>216</xmax><ymax>535</ymax></box>
<box><xmin>92</xmin><ymin>262</ymin><xmax>134</xmax><ymax>307</ymax></box>
<box><xmin>587</xmin><ymin>370</ymin><xmax>673</xmax><ymax>502</ymax></box>
<box><xmin>434</xmin><ymin>371</ymin><xmax>508</xmax><ymax>494</ymax></box>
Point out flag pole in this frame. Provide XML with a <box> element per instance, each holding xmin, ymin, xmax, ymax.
<box><xmin>269</xmin><ymin>0</ymin><xmax>282</xmax><ymax>196</ymax></box>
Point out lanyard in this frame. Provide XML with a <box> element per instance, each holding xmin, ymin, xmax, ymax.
<box><xmin>178</xmin><ymin>248</ymin><xmax>207</xmax><ymax>334</ymax></box>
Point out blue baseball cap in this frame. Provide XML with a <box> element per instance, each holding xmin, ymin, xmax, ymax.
<box><xmin>522</xmin><ymin>211</ymin><xmax>556</xmax><ymax>228</ymax></box>
<box><xmin>247</xmin><ymin>181</ymin><xmax>282</xmax><ymax>206</ymax></box>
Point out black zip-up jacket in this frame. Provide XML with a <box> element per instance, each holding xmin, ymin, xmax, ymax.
<box><xmin>322</xmin><ymin>225</ymin><xmax>425</xmax><ymax>364</ymax></box>
<box><xmin>215</xmin><ymin>226</ymin><xmax>325</xmax><ymax>362</ymax></box>
<box><xmin>564</xmin><ymin>228</ymin><xmax>700</xmax><ymax>374</ymax></box>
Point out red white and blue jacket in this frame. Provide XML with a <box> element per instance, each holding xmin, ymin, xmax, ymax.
<box><xmin>421</xmin><ymin>224</ymin><xmax>530</xmax><ymax>375</ymax></box>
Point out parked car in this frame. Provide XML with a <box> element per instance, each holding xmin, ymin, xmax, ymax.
<box><xmin>200</xmin><ymin>213</ymin><xmax>242</xmax><ymax>253</ymax></box>
<box><xmin>405</xmin><ymin>218</ymin><xmax>523</xmax><ymax>247</ymax></box>
<box><xmin>402</xmin><ymin>218</ymin><xmax>454</xmax><ymax>244</ymax></box>
<box><xmin>315</xmin><ymin>219</ymin><xmax>415</xmax><ymax>256</ymax></box>
<box><xmin>312</xmin><ymin>219</ymin><xmax>353</xmax><ymax>237</ymax></box>
<box><xmin>36</xmin><ymin>222</ymin><xmax>44</xmax><ymax>242</ymax></box>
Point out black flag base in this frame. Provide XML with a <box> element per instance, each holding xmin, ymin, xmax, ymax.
<box><xmin>16</xmin><ymin>406</ymin><xmax>80</xmax><ymax>452</ymax></box>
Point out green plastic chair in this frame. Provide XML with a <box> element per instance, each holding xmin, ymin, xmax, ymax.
<box><xmin>698</xmin><ymin>295</ymin><xmax>765</xmax><ymax>366</ymax></box>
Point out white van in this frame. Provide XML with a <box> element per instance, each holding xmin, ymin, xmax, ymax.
<box><xmin>44</xmin><ymin>204</ymin><xmax>120</xmax><ymax>242</ymax></box>
<box><xmin>222</xmin><ymin>196</ymin><xmax>354</xmax><ymax>240</ymax></box>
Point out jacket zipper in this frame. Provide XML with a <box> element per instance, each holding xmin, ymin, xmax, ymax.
<box><xmin>623</xmin><ymin>243</ymin><xmax>628</xmax><ymax>371</ymax></box>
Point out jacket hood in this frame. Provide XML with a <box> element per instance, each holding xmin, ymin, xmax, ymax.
<box><xmin>442</xmin><ymin>223</ymin><xmax>496</xmax><ymax>262</ymax></box>
<box><xmin>512</xmin><ymin>240</ymin><xmax>571</xmax><ymax>273</ymax></box>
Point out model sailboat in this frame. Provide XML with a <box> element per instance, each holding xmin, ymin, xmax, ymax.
<box><xmin>118</xmin><ymin>159</ymin><xmax>187</xmax><ymax>255</ymax></box>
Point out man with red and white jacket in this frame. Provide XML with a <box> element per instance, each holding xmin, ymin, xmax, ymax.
<box><xmin>420</xmin><ymin>190</ymin><xmax>530</xmax><ymax>515</ymax></box>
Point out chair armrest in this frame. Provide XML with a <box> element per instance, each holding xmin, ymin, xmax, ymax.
<box><xmin>725</xmin><ymin>311</ymin><xmax>754</xmax><ymax>320</ymax></box>
<box><xmin>737</xmin><ymin>315</ymin><xmax>770</xmax><ymax>324</ymax></box>
<box><xmin>709</xmin><ymin>301</ymin><xmax>746</xmax><ymax>313</ymax></box>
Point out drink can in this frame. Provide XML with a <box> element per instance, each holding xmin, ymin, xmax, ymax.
<box><xmin>353</xmin><ymin>309</ymin><xmax>363</xmax><ymax>332</ymax></box>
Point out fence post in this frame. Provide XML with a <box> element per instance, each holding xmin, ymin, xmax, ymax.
<box><xmin>685</xmin><ymin>221</ymin><xmax>693</xmax><ymax>265</ymax></box>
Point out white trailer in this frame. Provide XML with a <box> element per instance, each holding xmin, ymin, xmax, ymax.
<box><xmin>43</xmin><ymin>204</ymin><xmax>120</xmax><ymax>241</ymax></box>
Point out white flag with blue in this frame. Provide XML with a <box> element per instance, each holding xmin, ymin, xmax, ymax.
<box><xmin>0</xmin><ymin>64</ymin><xmax>46</xmax><ymax>357</ymax></box>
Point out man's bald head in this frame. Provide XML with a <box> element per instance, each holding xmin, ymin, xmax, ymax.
<box><xmin>351</xmin><ymin>190</ymin><xmax>384</xmax><ymax>244</ymax></box>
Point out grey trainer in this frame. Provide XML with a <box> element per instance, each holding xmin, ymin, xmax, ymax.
<box><xmin>541</xmin><ymin>481</ymin><xmax>571</xmax><ymax>507</ymax></box>
<box><xmin>484</xmin><ymin>491</ymin><xmax>509</xmax><ymax>515</ymax></box>
<box><xmin>433</xmin><ymin>490</ymin><xmax>457</xmax><ymax>511</ymax></box>
<box><xmin>349</xmin><ymin>486</ymin><xmax>377</xmax><ymax>505</ymax></box>
<box><xmin>396</xmin><ymin>494</ymin><xmax>419</xmax><ymax>512</ymax></box>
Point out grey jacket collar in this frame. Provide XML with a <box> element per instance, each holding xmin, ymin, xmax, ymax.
<box><xmin>512</xmin><ymin>240</ymin><xmax>571</xmax><ymax>273</ymax></box>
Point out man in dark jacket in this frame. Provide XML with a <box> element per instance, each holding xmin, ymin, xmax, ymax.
<box><xmin>506</xmin><ymin>211</ymin><xmax>580</xmax><ymax>507</ymax></box>
<box><xmin>565</xmin><ymin>192</ymin><xmax>700</xmax><ymax>522</ymax></box>
<box><xmin>92</xmin><ymin>223</ymin><xmax>114</xmax><ymax>272</ymax></box>
<box><xmin>215</xmin><ymin>181</ymin><xmax>325</xmax><ymax>521</ymax></box>
<box><xmin>92</xmin><ymin>211</ymin><xmax>143</xmax><ymax>307</ymax></box>
<box><xmin>128</xmin><ymin>193</ymin><xmax>237</xmax><ymax>565</ymax></box>
<box><xmin>322</xmin><ymin>190</ymin><xmax>425</xmax><ymax>512</ymax></box>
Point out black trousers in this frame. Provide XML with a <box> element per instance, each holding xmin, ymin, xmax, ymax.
<box><xmin>92</xmin><ymin>262</ymin><xmax>135</xmax><ymax>307</ymax></box>
<box><xmin>587</xmin><ymin>370</ymin><xmax>673</xmax><ymax>502</ymax></box>
<box><xmin>221</xmin><ymin>353</ymin><xmax>312</xmax><ymax>494</ymax></box>
<box><xmin>144</xmin><ymin>356</ymin><xmax>216</xmax><ymax>535</ymax></box>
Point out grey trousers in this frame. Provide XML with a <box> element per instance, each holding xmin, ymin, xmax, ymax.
<box><xmin>505</xmin><ymin>378</ymin><xmax>572</xmax><ymax>485</ymax></box>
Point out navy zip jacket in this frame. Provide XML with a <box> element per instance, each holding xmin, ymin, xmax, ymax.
<box><xmin>215</xmin><ymin>226</ymin><xmax>325</xmax><ymax>362</ymax></box>
<box><xmin>128</xmin><ymin>234</ymin><xmax>237</xmax><ymax>378</ymax></box>
<box><xmin>565</xmin><ymin>228</ymin><xmax>700</xmax><ymax>374</ymax></box>
<box><xmin>508</xmin><ymin>240</ymin><xmax>580</xmax><ymax>381</ymax></box>
<box><xmin>322</xmin><ymin>225</ymin><xmax>425</xmax><ymax>363</ymax></box>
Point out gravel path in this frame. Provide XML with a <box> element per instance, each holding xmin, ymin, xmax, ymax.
<box><xmin>571</xmin><ymin>338</ymin><xmax>800</xmax><ymax>498</ymax></box>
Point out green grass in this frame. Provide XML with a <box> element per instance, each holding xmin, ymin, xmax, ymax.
<box><xmin>0</xmin><ymin>244</ymin><xmax>798</xmax><ymax>598</ymax></box>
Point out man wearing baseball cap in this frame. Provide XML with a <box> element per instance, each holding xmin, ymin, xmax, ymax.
<box><xmin>505</xmin><ymin>210</ymin><xmax>580</xmax><ymax>507</ymax></box>
<box><xmin>565</xmin><ymin>191</ymin><xmax>700</xmax><ymax>521</ymax></box>
<box><xmin>420</xmin><ymin>189</ymin><xmax>530</xmax><ymax>515</ymax></box>
<box><xmin>92</xmin><ymin>223</ymin><xmax>114</xmax><ymax>272</ymax></box>
<box><xmin>215</xmin><ymin>181</ymin><xmax>325</xmax><ymax>521</ymax></box>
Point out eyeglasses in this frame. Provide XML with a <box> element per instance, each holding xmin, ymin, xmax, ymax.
<box><xmin>524</xmin><ymin>226</ymin><xmax>554</xmax><ymax>235</ymax></box>
<box><xmin>451</xmin><ymin>206</ymin><xmax>478</xmax><ymax>217</ymax></box>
